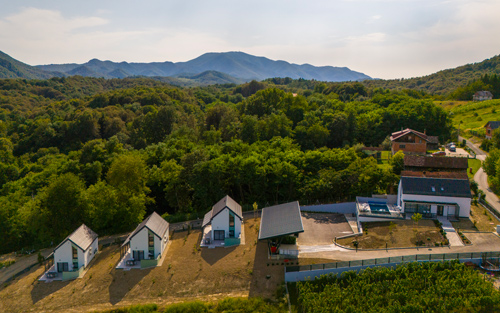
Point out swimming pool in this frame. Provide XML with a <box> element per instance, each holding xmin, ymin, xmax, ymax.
<box><xmin>368</xmin><ymin>203</ymin><xmax>391</xmax><ymax>215</ymax></box>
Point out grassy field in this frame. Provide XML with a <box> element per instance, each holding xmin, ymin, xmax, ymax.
<box><xmin>376</xmin><ymin>150</ymin><xmax>392</xmax><ymax>170</ymax></box>
<box><xmin>337</xmin><ymin>220</ymin><xmax>445</xmax><ymax>249</ymax></box>
<box><xmin>439</xmin><ymin>100</ymin><xmax>500</xmax><ymax>138</ymax></box>
<box><xmin>452</xmin><ymin>204</ymin><xmax>499</xmax><ymax>232</ymax></box>
<box><xmin>468</xmin><ymin>158</ymin><xmax>482</xmax><ymax>179</ymax></box>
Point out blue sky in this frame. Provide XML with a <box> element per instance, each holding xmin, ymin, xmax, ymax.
<box><xmin>1</xmin><ymin>0</ymin><xmax>499</xmax><ymax>79</ymax></box>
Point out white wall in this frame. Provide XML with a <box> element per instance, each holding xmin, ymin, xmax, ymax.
<box><xmin>211</xmin><ymin>209</ymin><xmax>242</xmax><ymax>239</ymax></box>
<box><xmin>54</xmin><ymin>240</ymin><xmax>73</xmax><ymax>271</ymax></box>
<box><xmin>83</xmin><ymin>238</ymin><xmax>98</xmax><ymax>267</ymax></box>
<box><xmin>129</xmin><ymin>227</ymin><xmax>151</xmax><ymax>259</ymax></box>
<box><xmin>401</xmin><ymin>194</ymin><xmax>471</xmax><ymax>217</ymax></box>
<box><xmin>211</xmin><ymin>209</ymin><xmax>230</xmax><ymax>238</ymax></box>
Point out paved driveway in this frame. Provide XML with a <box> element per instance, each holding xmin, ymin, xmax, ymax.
<box><xmin>298</xmin><ymin>213</ymin><xmax>353</xmax><ymax>246</ymax></box>
<box><xmin>446</xmin><ymin>147</ymin><xmax>470</xmax><ymax>157</ymax></box>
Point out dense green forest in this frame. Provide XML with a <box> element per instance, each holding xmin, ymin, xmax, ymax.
<box><xmin>294</xmin><ymin>262</ymin><xmax>500</xmax><ymax>312</ymax></box>
<box><xmin>0</xmin><ymin>76</ymin><xmax>453</xmax><ymax>253</ymax></box>
<box><xmin>363</xmin><ymin>54</ymin><xmax>500</xmax><ymax>97</ymax></box>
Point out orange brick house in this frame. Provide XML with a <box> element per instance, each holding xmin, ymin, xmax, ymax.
<box><xmin>485</xmin><ymin>121</ymin><xmax>500</xmax><ymax>139</ymax></box>
<box><xmin>390</xmin><ymin>128</ymin><xmax>438</xmax><ymax>155</ymax></box>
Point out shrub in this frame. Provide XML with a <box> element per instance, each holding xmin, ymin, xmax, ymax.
<box><xmin>281</xmin><ymin>235</ymin><xmax>297</xmax><ymax>245</ymax></box>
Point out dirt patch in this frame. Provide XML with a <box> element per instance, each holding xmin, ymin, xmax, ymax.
<box><xmin>0</xmin><ymin>218</ymin><xmax>286</xmax><ymax>313</ymax></box>
<box><xmin>452</xmin><ymin>205</ymin><xmax>499</xmax><ymax>232</ymax></box>
<box><xmin>337</xmin><ymin>220</ymin><xmax>445</xmax><ymax>249</ymax></box>
<box><xmin>298</xmin><ymin>213</ymin><xmax>352</xmax><ymax>245</ymax></box>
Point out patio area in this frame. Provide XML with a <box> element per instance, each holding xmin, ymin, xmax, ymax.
<box><xmin>200</xmin><ymin>224</ymin><xmax>244</xmax><ymax>248</ymax></box>
<box><xmin>357</xmin><ymin>197</ymin><xmax>404</xmax><ymax>219</ymax></box>
<box><xmin>38</xmin><ymin>264</ymin><xmax>62</xmax><ymax>282</ymax></box>
<box><xmin>116</xmin><ymin>250</ymin><xmax>142</xmax><ymax>269</ymax></box>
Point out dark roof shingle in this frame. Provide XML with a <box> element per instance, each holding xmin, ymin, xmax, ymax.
<box><xmin>401</xmin><ymin>176</ymin><xmax>471</xmax><ymax>198</ymax></box>
<box><xmin>123</xmin><ymin>212</ymin><xmax>169</xmax><ymax>246</ymax></box>
<box><xmin>486</xmin><ymin>121</ymin><xmax>500</xmax><ymax>130</ymax></box>
<box><xmin>202</xmin><ymin>195</ymin><xmax>243</xmax><ymax>227</ymax></box>
<box><xmin>258</xmin><ymin>201</ymin><xmax>304</xmax><ymax>240</ymax></box>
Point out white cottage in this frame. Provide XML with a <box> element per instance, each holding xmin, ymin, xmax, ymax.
<box><xmin>397</xmin><ymin>176</ymin><xmax>472</xmax><ymax>219</ymax></box>
<box><xmin>202</xmin><ymin>195</ymin><xmax>243</xmax><ymax>243</ymax></box>
<box><xmin>122</xmin><ymin>212</ymin><xmax>169</xmax><ymax>261</ymax></box>
<box><xmin>53</xmin><ymin>224</ymin><xmax>98</xmax><ymax>273</ymax></box>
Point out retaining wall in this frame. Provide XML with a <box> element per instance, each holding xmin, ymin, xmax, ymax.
<box><xmin>300</xmin><ymin>202</ymin><xmax>356</xmax><ymax>214</ymax></box>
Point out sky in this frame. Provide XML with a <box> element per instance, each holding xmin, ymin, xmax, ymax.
<box><xmin>0</xmin><ymin>0</ymin><xmax>499</xmax><ymax>79</ymax></box>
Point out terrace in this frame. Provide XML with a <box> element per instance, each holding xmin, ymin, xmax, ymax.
<box><xmin>356</xmin><ymin>197</ymin><xmax>404</xmax><ymax>219</ymax></box>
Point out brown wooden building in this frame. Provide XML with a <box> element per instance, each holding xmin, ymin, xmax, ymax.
<box><xmin>390</xmin><ymin>128</ymin><xmax>438</xmax><ymax>155</ymax></box>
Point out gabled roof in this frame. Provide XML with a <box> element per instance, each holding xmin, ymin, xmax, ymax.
<box><xmin>400</xmin><ymin>176</ymin><xmax>471</xmax><ymax>198</ymax></box>
<box><xmin>390</xmin><ymin>128</ymin><xmax>429</xmax><ymax>142</ymax></box>
<box><xmin>474</xmin><ymin>91</ymin><xmax>493</xmax><ymax>97</ymax></box>
<box><xmin>259</xmin><ymin>201</ymin><xmax>304</xmax><ymax>240</ymax></box>
<box><xmin>485</xmin><ymin>121</ymin><xmax>500</xmax><ymax>130</ymax></box>
<box><xmin>404</xmin><ymin>155</ymin><xmax>468</xmax><ymax>170</ymax></box>
<box><xmin>122</xmin><ymin>212</ymin><xmax>169</xmax><ymax>247</ymax></box>
<box><xmin>54</xmin><ymin>224</ymin><xmax>98</xmax><ymax>252</ymax></box>
<box><xmin>202</xmin><ymin>195</ymin><xmax>243</xmax><ymax>227</ymax></box>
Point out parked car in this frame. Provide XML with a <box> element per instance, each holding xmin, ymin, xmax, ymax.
<box><xmin>449</xmin><ymin>145</ymin><xmax>456</xmax><ymax>152</ymax></box>
<box><xmin>432</xmin><ymin>151</ymin><xmax>446</xmax><ymax>156</ymax></box>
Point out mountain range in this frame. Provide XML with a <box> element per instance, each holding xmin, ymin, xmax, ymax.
<box><xmin>0</xmin><ymin>50</ymin><xmax>371</xmax><ymax>83</ymax></box>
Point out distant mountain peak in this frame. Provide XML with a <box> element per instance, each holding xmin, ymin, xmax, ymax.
<box><xmin>34</xmin><ymin>51</ymin><xmax>371</xmax><ymax>82</ymax></box>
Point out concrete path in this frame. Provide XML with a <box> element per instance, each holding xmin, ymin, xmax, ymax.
<box><xmin>475</xmin><ymin>167</ymin><xmax>500</xmax><ymax>215</ymax></box>
<box><xmin>345</xmin><ymin>215</ymin><xmax>359</xmax><ymax>233</ymax></box>
<box><xmin>299</xmin><ymin>244</ymin><xmax>350</xmax><ymax>253</ymax></box>
<box><xmin>299</xmin><ymin>231</ymin><xmax>500</xmax><ymax>261</ymax></box>
<box><xmin>437</xmin><ymin>216</ymin><xmax>464</xmax><ymax>247</ymax></box>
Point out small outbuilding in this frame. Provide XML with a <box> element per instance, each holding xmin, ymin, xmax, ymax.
<box><xmin>258</xmin><ymin>201</ymin><xmax>304</xmax><ymax>258</ymax></box>
<box><xmin>485</xmin><ymin>121</ymin><xmax>500</xmax><ymax>139</ymax></box>
<box><xmin>120</xmin><ymin>212</ymin><xmax>169</xmax><ymax>266</ymax></box>
<box><xmin>473</xmin><ymin>91</ymin><xmax>493</xmax><ymax>101</ymax></box>
<box><xmin>202</xmin><ymin>195</ymin><xmax>243</xmax><ymax>247</ymax></box>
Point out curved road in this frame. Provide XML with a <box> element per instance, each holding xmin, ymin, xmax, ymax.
<box><xmin>461</xmin><ymin>135</ymin><xmax>500</xmax><ymax>215</ymax></box>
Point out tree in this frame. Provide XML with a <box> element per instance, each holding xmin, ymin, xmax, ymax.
<box><xmin>38</xmin><ymin>173</ymin><xmax>89</xmax><ymax>240</ymax></box>
<box><xmin>107</xmin><ymin>153</ymin><xmax>149</xmax><ymax>195</ymax></box>
<box><xmin>390</xmin><ymin>151</ymin><xmax>405</xmax><ymax>175</ymax></box>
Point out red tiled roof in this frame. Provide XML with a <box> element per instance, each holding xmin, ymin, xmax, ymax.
<box><xmin>390</xmin><ymin>128</ymin><xmax>429</xmax><ymax>142</ymax></box>
<box><xmin>404</xmin><ymin>155</ymin><xmax>468</xmax><ymax>169</ymax></box>
<box><xmin>400</xmin><ymin>170</ymin><xmax>469</xmax><ymax>180</ymax></box>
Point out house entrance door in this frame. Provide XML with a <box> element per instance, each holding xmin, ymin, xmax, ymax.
<box><xmin>437</xmin><ymin>205</ymin><xmax>444</xmax><ymax>216</ymax></box>
<box><xmin>57</xmin><ymin>262</ymin><xmax>68</xmax><ymax>272</ymax></box>
<box><xmin>214</xmin><ymin>230</ymin><xmax>225</xmax><ymax>240</ymax></box>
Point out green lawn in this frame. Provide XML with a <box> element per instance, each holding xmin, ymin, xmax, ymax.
<box><xmin>468</xmin><ymin>158</ymin><xmax>482</xmax><ymax>179</ymax></box>
<box><xmin>444</xmin><ymin>100</ymin><xmax>500</xmax><ymax>136</ymax></box>
<box><xmin>377</xmin><ymin>150</ymin><xmax>392</xmax><ymax>170</ymax></box>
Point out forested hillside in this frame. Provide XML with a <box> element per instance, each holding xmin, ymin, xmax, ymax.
<box><xmin>363</xmin><ymin>54</ymin><xmax>500</xmax><ymax>97</ymax></box>
<box><xmin>0</xmin><ymin>76</ymin><xmax>452</xmax><ymax>253</ymax></box>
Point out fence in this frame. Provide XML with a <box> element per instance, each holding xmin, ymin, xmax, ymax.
<box><xmin>224</xmin><ymin>237</ymin><xmax>241</xmax><ymax>247</ymax></box>
<box><xmin>140</xmin><ymin>254</ymin><xmax>161</xmax><ymax>269</ymax></box>
<box><xmin>62</xmin><ymin>266</ymin><xmax>84</xmax><ymax>281</ymax></box>
<box><xmin>301</xmin><ymin>202</ymin><xmax>356</xmax><ymax>214</ymax></box>
<box><xmin>479</xmin><ymin>198</ymin><xmax>500</xmax><ymax>222</ymax></box>
<box><xmin>284</xmin><ymin>251</ymin><xmax>500</xmax><ymax>282</ymax></box>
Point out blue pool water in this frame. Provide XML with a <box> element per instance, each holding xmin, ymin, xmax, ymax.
<box><xmin>368</xmin><ymin>203</ymin><xmax>391</xmax><ymax>215</ymax></box>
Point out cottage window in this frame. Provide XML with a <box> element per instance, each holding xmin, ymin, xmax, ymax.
<box><xmin>72</xmin><ymin>246</ymin><xmax>78</xmax><ymax>260</ymax></box>
<box><xmin>488</xmin><ymin>129</ymin><xmax>491</xmax><ymax>134</ymax></box>
<box><xmin>229</xmin><ymin>213</ymin><xmax>235</xmax><ymax>227</ymax></box>
<box><xmin>148</xmin><ymin>232</ymin><xmax>154</xmax><ymax>248</ymax></box>
<box><xmin>399</xmin><ymin>144</ymin><xmax>406</xmax><ymax>148</ymax></box>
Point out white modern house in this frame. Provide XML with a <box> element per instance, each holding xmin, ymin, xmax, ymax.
<box><xmin>202</xmin><ymin>195</ymin><xmax>243</xmax><ymax>247</ymax></box>
<box><xmin>397</xmin><ymin>176</ymin><xmax>472</xmax><ymax>219</ymax></box>
<box><xmin>40</xmin><ymin>224</ymin><xmax>99</xmax><ymax>281</ymax></box>
<box><xmin>53</xmin><ymin>224</ymin><xmax>98</xmax><ymax>273</ymax></box>
<box><xmin>119</xmin><ymin>212</ymin><xmax>169</xmax><ymax>267</ymax></box>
